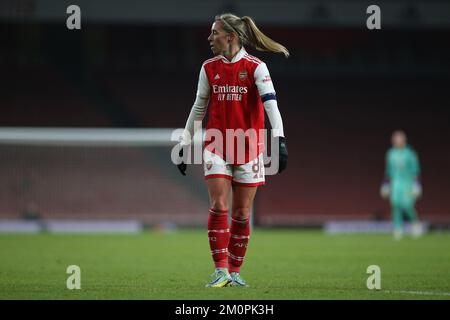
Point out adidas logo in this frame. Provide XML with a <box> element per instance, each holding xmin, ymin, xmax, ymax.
<box><xmin>214</xmin><ymin>73</ymin><xmax>220</xmax><ymax>80</ymax></box>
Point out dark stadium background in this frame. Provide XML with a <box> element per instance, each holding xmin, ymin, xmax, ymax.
<box><xmin>1</xmin><ymin>0</ymin><xmax>450</xmax><ymax>229</ymax></box>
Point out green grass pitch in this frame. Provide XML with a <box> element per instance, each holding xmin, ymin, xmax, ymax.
<box><xmin>1</xmin><ymin>229</ymin><xmax>449</xmax><ymax>299</ymax></box>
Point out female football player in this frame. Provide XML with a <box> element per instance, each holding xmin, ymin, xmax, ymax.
<box><xmin>380</xmin><ymin>130</ymin><xmax>423</xmax><ymax>240</ymax></box>
<box><xmin>176</xmin><ymin>13</ymin><xmax>288</xmax><ymax>287</ymax></box>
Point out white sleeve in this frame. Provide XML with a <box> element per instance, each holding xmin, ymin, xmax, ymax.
<box><xmin>254</xmin><ymin>63</ymin><xmax>275</xmax><ymax>96</ymax></box>
<box><xmin>179</xmin><ymin>66</ymin><xmax>210</xmax><ymax>146</ymax></box>
<box><xmin>263</xmin><ymin>100</ymin><xmax>284</xmax><ymax>137</ymax></box>
<box><xmin>254</xmin><ymin>63</ymin><xmax>285</xmax><ymax>138</ymax></box>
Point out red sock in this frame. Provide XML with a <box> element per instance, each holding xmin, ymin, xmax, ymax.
<box><xmin>228</xmin><ymin>217</ymin><xmax>250</xmax><ymax>273</ymax></box>
<box><xmin>208</xmin><ymin>208</ymin><xmax>230</xmax><ymax>269</ymax></box>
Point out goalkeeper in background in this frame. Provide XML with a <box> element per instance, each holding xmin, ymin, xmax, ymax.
<box><xmin>380</xmin><ymin>130</ymin><xmax>423</xmax><ymax>240</ymax></box>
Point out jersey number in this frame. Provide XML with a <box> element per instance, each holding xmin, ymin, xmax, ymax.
<box><xmin>252</xmin><ymin>157</ymin><xmax>263</xmax><ymax>179</ymax></box>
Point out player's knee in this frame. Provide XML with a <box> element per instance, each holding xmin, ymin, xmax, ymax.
<box><xmin>232</xmin><ymin>208</ymin><xmax>250</xmax><ymax>220</ymax></box>
<box><xmin>211</xmin><ymin>199</ymin><xmax>228</xmax><ymax>212</ymax></box>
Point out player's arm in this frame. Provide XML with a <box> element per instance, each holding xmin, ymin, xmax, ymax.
<box><xmin>254</xmin><ymin>63</ymin><xmax>284</xmax><ymax>138</ymax></box>
<box><xmin>410</xmin><ymin>149</ymin><xmax>422</xmax><ymax>198</ymax></box>
<box><xmin>385</xmin><ymin>150</ymin><xmax>393</xmax><ymax>180</ymax></box>
<box><xmin>180</xmin><ymin>66</ymin><xmax>210</xmax><ymax>146</ymax></box>
<box><xmin>380</xmin><ymin>150</ymin><xmax>392</xmax><ymax>199</ymax></box>
<box><xmin>254</xmin><ymin>63</ymin><xmax>287</xmax><ymax>173</ymax></box>
<box><xmin>411</xmin><ymin>149</ymin><xmax>421</xmax><ymax>178</ymax></box>
<box><xmin>177</xmin><ymin>66</ymin><xmax>210</xmax><ymax>176</ymax></box>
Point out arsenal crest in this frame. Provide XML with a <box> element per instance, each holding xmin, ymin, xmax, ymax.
<box><xmin>206</xmin><ymin>161</ymin><xmax>213</xmax><ymax>171</ymax></box>
<box><xmin>239</xmin><ymin>70</ymin><xmax>247</xmax><ymax>80</ymax></box>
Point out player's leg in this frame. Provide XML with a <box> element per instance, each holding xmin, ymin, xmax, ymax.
<box><xmin>205</xmin><ymin>177</ymin><xmax>232</xmax><ymax>287</ymax></box>
<box><xmin>404</xmin><ymin>201</ymin><xmax>418</xmax><ymax>222</ymax></box>
<box><xmin>203</xmin><ymin>148</ymin><xmax>233</xmax><ymax>287</ymax></box>
<box><xmin>227</xmin><ymin>184</ymin><xmax>257</xmax><ymax>286</ymax></box>
<box><xmin>407</xmin><ymin>205</ymin><xmax>423</xmax><ymax>238</ymax></box>
<box><xmin>391</xmin><ymin>182</ymin><xmax>404</xmax><ymax>240</ymax></box>
<box><xmin>403</xmin><ymin>189</ymin><xmax>423</xmax><ymax>238</ymax></box>
<box><xmin>392</xmin><ymin>205</ymin><xmax>403</xmax><ymax>240</ymax></box>
<box><xmin>226</xmin><ymin>153</ymin><xmax>265</xmax><ymax>286</ymax></box>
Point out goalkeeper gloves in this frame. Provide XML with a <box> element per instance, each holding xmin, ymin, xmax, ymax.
<box><xmin>380</xmin><ymin>179</ymin><xmax>422</xmax><ymax>199</ymax></box>
<box><xmin>278</xmin><ymin>136</ymin><xmax>288</xmax><ymax>174</ymax></box>
<box><xmin>380</xmin><ymin>179</ymin><xmax>390</xmax><ymax>199</ymax></box>
<box><xmin>412</xmin><ymin>179</ymin><xmax>422</xmax><ymax>198</ymax></box>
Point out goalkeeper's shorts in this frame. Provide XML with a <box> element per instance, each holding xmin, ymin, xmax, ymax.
<box><xmin>203</xmin><ymin>149</ymin><xmax>265</xmax><ymax>186</ymax></box>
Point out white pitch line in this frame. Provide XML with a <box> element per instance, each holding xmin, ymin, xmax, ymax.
<box><xmin>385</xmin><ymin>290</ymin><xmax>450</xmax><ymax>297</ymax></box>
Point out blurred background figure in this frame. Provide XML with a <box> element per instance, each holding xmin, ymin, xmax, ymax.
<box><xmin>381</xmin><ymin>130</ymin><xmax>423</xmax><ymax>240</ymax></box>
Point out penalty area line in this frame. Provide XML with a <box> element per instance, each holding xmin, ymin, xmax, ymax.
<box><xmin>384</xmin><ymin>290</ymin><xmax>450</xmax><ymax>297</ymax></box>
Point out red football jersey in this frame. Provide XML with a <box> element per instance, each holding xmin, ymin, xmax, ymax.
<box><xmin>201</xmin><ymin>48</ymin><xmax>274</xmax><ymax>165</ymax></box>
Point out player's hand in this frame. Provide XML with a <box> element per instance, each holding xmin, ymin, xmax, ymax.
<box><xmin>177</xmin><ymin>146</ymin><xmax>187</xmax><ymax>176</ymax></box>
<box><xmin>380</xmin><ymin>181</ymin><xmax>390</xmax><ymax>199</ymax></box>
<box><xmin>278</xmin><ymin>136</ymin><xmax>288</xmax><ymax>174</ymax></box>
<box><xmin>412</xmin><ymin>180</ymin><xmax>422</xmax><ymax>199</ymax></box>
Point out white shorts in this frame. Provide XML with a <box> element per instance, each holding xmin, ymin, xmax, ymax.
<box><xmin>203</xmin><ymin>149</ymin><xmax>265</xmax><ymax>186</ymax></box>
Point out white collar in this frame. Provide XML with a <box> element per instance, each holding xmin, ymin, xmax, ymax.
<box><xmin>219</xmin><ymin>47</ymin><xmax>247</xmax><ymax>64</ymax></box>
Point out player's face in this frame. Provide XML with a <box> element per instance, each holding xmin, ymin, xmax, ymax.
<box><xmin>208</xmin><ymin>21</ymin><xmax>229</xmax><ymax>56</ymax></box>
<box><xmin>392</xmin><ymin>132</ymin><xmax>406</xmax><ymax>148</ymax></box>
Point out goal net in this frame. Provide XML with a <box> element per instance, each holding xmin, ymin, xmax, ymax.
<box><xmin>0</xmin><ymin>128</ymin><xmax>209</xmax><ymax>228</ymax></box>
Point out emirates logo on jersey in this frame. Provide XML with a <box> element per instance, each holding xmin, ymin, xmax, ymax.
<box><xmin>239</xmin><ymin>70</ymin><xmax>248</xmax><ymax>80</ymax></box>
<box><xmin>213</xmin><ymin>84</ymin><xmax>248</xmax><ymax>101</ymax></box>
<box><xmin>212</xmin><ymin>85</ymin><xmax>248</xmax><ymax>94</ymax></box>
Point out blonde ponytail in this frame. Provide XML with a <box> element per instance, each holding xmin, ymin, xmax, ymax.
<box><xmin>215</xmin><ymin>13</ymin><xmax>289</xmax><ymax>58</ymax></box>
<box><xmin>241</xmin><ymin>16</ymin><xmax>289</xmax><ymax>58</ymax></box>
